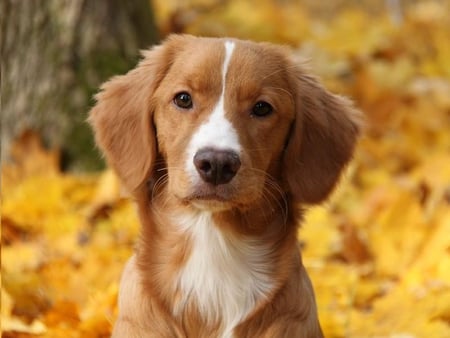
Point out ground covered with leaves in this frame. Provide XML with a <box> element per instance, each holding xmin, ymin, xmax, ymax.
<box><xmin>2</xmin><ymin>1</ymin><xmax>449</xmax><ymax>337</ymax></box>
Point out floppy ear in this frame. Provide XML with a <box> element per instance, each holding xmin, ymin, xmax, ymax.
<box><xmin>283</xmin><ymin>67</ymin><xmax>362</xmax><ymax>204</ymax></box>
<box><xmin>89</xmin><ymin>42</ymin><xmax>173</xmax><ymax>196</ymax></box>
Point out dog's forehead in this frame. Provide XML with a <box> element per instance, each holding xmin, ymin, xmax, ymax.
<box><xmin>165</xmin><ymin>38</ymin><xmax>222</xmax><ymax>74</ymax></box>
<box><xmin>227</xmin><ymin>41</ymin><xmax>289</xmax><ymax>79</ymax></box>
<box><xmin>167</xmin><ymin>38</ymin><xmax>288</xmax><ymax>86</ymax></box>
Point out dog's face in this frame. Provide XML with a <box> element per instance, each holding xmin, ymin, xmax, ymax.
<box><xmin>90</xmin><ymin>35</ymin><xmax>361</xmax><ymax>211</ymax></box>
<box><xmin>152</xmin><ymin>38</ymin><xmax>295</xmax><ymax>210</ymax></box>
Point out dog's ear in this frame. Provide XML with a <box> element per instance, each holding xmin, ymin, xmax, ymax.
<box><xmin>89</xmin><ymin>40</ymin><xmax>175</xmax><ymax>195</ymax></box>
<box><xmin>283</xmin><ymin>66</ymin><xmax>362</xmax><ymax>204</ymax></box>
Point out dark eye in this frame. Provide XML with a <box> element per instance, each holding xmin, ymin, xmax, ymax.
<box><xmin>173</xmin><ymin>92</ymin><xmax>193</xmax><ymax>109</ymax></box>
<box><xmin>252</xmin><ymin>101</ymin><xmax>273</xmax><ymax>117</ymax></box>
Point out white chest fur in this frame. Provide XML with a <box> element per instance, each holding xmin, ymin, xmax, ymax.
<box><xmin>174</xmin><ymin>211</ymin><xmax>274</xmax><ymax>337</ymax></box>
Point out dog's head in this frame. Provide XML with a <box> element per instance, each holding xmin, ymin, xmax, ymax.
<box><xmin>89</xmin><ymin>35</ymin><xmax>361</xmax><ymax>211</ymax></box>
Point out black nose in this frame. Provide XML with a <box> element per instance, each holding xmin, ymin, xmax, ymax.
<box><xmin>193</xmin><ymin>148</ymin><xmax>241</xmax><ymax>185</ymax></box>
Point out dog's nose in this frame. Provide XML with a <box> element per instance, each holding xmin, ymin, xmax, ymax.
<box><xmin>193</xmin><ymin>148</ymin><xmax>241</xmax><ymax>185</ymax></box>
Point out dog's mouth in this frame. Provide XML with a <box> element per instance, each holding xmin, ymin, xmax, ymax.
<box><xmin>183</xmin><ymin>194</ymin><xmax>229</xmax><ymax>211</ymax></box>
<box><xmin>181</xmin><ymin>186</ymin><xmax>237</xmax><ymax>211</ymax></box>
<box><xmin>190</xmin><ymin>199</ymin><xmax>230</xmax><ymax>212</ymax></box>
<box><xmin>189</xmin><ymin>193</ymin><xmax>227</xmax><ymax>202</ymax></box>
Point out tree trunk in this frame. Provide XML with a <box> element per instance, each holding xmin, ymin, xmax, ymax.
<box><xmin>1</xmin><ymin>0</ymin><xmax>159</xmax><ymax>170</ymax></box>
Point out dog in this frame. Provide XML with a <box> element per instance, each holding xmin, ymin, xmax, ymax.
<box><xmin>89</xmin><ymin>34</ymin><xmax>361</xmax><ymax>338</ymax></box>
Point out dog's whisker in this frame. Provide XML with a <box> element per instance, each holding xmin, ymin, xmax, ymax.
<box><xmin>243</xmin><ymin>167</ymin><xmax>289</xmax><ymax>227</ymax></box>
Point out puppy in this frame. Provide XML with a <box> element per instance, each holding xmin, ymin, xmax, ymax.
<box><xmin>89</xmin><ymin>34</ymin><xmax>361</xmax><ymax>338</ymax></box>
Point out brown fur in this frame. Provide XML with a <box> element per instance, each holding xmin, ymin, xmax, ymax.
<box><xmin>89</xmin><ymin>34</ymin><xmax>361</xmax><ymax>337</ymax></box>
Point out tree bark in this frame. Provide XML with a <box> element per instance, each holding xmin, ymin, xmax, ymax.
<box><xmin>1</xmin><ymin>0</ymin><xmax>158</xmax><ymax>170</ymax></box>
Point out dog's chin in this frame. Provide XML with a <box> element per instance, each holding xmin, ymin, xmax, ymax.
<box><xmin>178</xmin><ymin>187</ymin><xmax>237</xmax><ymax>212</ymax></box>
<box><xmin>174</xmin><ymin>182</ymin><xmax>263</xmax><ymax>213</ymax></box>
<box><xmin>180</xmin><ymin>190</ymin><xmax>261</xmax><ymax>213</ymax></box>
<box><xmin>178</xmin><ymin>190</ymin><xmax>232</xmax><ymax>212</ymax></box>
<box><xmin>190</xmin><ymin>198</ymin><xmax>232</xmax><ymax>212</ymax></box>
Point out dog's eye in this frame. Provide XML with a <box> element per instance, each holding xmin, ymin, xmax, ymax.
<box><xmin>173</xmin><ymin>92</ymin><xmax>193</xmax><ymax>109</ymax></box>
<box><xmin>252</xmin><ymin>101</ymin><xmax>273</xmax><ymax>117</ymax></box>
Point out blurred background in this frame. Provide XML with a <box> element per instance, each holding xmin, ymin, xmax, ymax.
<box><xmin>1</xmin><ymin>0</ymin><xmax>449</xmax><ymax>337</ymax></box>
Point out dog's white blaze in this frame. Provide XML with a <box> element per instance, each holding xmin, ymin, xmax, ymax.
<box><xmin>186</xmin><ymin>41</ymin><xmax>240</xmax><ymax>182</ymax></box>
<box><xmin>174</xmin><ymin>211</ymin><xmax>274</xmax><ymax>337</ymax></box>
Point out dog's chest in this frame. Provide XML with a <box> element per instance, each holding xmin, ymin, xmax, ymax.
<box><xmin>174</xmin><ymin>212</ymin><xmax>273</xmax><ymax>336</ymax></box>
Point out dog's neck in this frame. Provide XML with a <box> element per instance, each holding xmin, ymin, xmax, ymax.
<box><xmin>134</xmin><ymin>183</ymin><xmax>301</xmax><ymax>333</ymax></box>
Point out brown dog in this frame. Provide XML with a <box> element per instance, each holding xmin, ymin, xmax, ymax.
<box><xmin>90</xmin><ymin>34</ymin><xmax>361</xmax><ymax>338</ymax></box>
